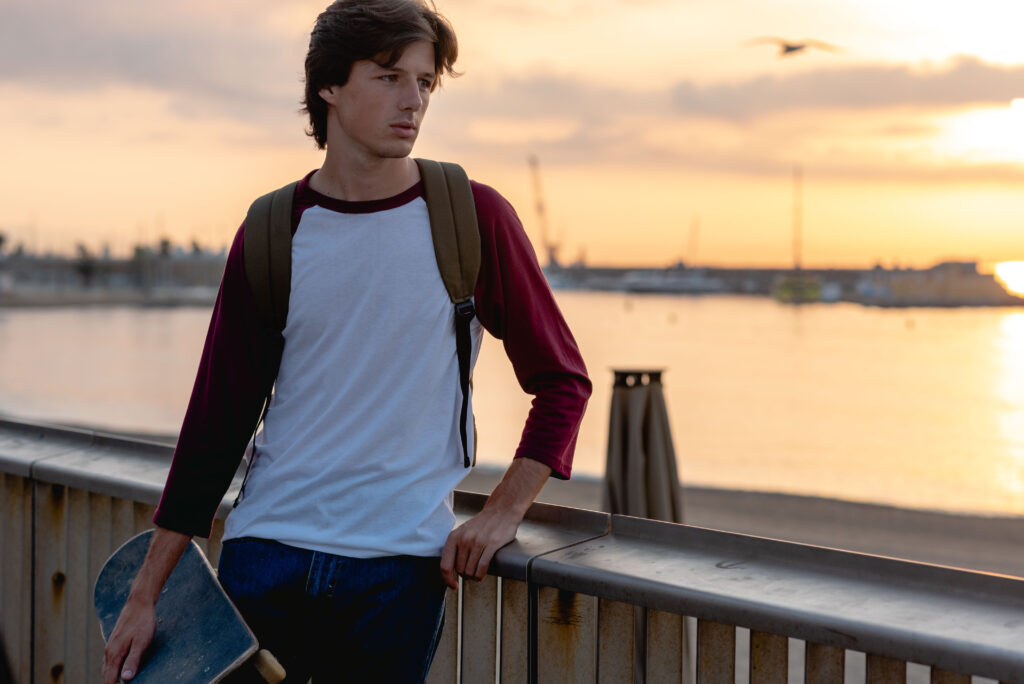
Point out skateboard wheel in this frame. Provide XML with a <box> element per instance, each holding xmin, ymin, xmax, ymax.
<box><xmin>252</xmin><ymin>649</ymin><xmax>286</xmax><ymax>684</ymax></box>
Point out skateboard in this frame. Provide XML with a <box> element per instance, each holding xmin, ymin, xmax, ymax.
<box><xmin>94</xmin><ymin>530</ymin><xmax>285</xmax><ymax>684</ymax></box>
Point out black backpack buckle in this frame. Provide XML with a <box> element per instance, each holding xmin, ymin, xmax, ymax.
<box><xmin>454</xmin><ymin>300</ymin><xmax>476</xmax><ymax>320</ymax></box>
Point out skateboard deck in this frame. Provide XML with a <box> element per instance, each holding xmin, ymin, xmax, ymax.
<box><xmin>94</xmin><ymin>530</ymin><xmax>261</xmax><ymax>684</ymax></box>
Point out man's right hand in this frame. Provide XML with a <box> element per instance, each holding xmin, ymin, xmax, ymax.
<box><xmin>102</xmin><ymin>598</ymin><xmax>156</xmax><ymax>683</ymax></box>
<box><xmin>101</xmin><ymin>526</ymin><xmax>192</xmax><ymax>683</ymax></box>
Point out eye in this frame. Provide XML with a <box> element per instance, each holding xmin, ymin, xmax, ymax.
<box><xmin>379</xmin><ymin>74</ymin><xmax>398</xmax><ymax>82</ymax></box>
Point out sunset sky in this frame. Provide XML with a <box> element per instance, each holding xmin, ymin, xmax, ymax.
<box><xmin>1</xmin><ymin>0</ymin><xmax>1023</xmax><ymax>269</ymax></box>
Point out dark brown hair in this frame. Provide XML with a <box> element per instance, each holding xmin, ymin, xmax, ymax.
<box><xmin>302</xmin><ymin>0</ymin><xmax>459</xmax><ymax>149</ymax></box>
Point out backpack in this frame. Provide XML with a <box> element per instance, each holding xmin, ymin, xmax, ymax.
<box><xmin>241</xmin><ymin>158</ymin><xmax>481</xmax><ymax>473</ymax></box>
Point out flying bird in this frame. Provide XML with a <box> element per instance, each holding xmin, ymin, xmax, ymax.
<box><xmin>743</xmin><ymin>37</ymin><xmax>842</xmax><ymax>57</ymax></box>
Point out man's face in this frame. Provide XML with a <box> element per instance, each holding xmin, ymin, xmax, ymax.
<box><xmin>319</xmin><ymin>40</ymin><xmax>436</xmax><ymax>162</ymax></box>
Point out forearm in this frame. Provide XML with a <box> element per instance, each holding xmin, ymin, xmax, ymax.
<box><xmin>127</xmin><ymin>527</ymin><xmax>191</xmax><ymax>605</ymax></box>
<box><xmin>481</xmin><ymin>457</ymin><xmax>551</xmax><ymax>520</ymax></box>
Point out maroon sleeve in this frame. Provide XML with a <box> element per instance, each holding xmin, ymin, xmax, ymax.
<box><xmin>472</xmin><ymin>181</ymin><xmax>592</xmax><ymax>479</ymax></box>
<box><xmin>153</xmin><ymin>225</ymin><xmax>283</xmax><ymax>537</ymax></box>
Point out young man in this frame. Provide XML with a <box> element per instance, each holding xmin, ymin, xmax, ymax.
<box><xmin>102</xmin><ymin>1</ymin><xmax>590</xmax><ymax>682</ymax></box>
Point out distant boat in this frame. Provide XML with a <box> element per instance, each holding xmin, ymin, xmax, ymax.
<box><xmin>621</xmin><ymin>267</ymin><xmax>725</xmax><ymax>295</ymax></box>
<box><xmin>772</xmin><ymin>272</ymin><xmax>821</xmax><ymax>303</ymax></box>
<box><xmin>854</xmin><ymin>261</ymin><xmax>1024</xmax><ymax>307</ymax></box>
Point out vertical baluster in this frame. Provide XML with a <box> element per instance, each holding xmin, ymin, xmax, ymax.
<box><xmin>749</xmin><ymin>631</ymin><xmax>787</xmax><ymax>684</ymax></box>
<box><xmin>2</xmin><ymin>474</ymin><xmax>33</xmax><ymax>683</ymax></box>
<box><xmin>930</xmin><ymin>668</ymin><xmax>970</xmax><ymax>683</ymax></box>
<box><xmin>35</xmin><ymin>482</ymin><xmax>69</xmax><ymax>684</ymax></box>
<box><xmin>867</xmin><ymin>654</ymin><xmax>906</xmax><ymax>683</ymax></box>
<box><xmin>462</xmin><ymin>575</ymin><xmax>498</xmax><ymax>684</ymax></box>
<box><xmin>133</xmin><ymin>502</ymin><xmax>155</xmax><ymax>535</ymax></box>
<box><xmin>696</xmin><ymin>620</ymin><xmax>735</xmax><ymax>684</ymax></box>
<box><xmin>805</xmin><ymin>642</ymin><xmax>844</xmax><ymax>684</ymax></box>
<box><xmin>501</xmin><ymin>579</ymin><xmax>529</xmax><ymax>684</ymax></box>
<box><xmin>648</xmin><ymin>609</ymin><xmax>683</xmax><ymax>682</ymax></box>
<box><xmin>537</xmin><ymin>587</ymin><xmax>597</xmax><ymax>681</ymax></box>
<box><xmin>208</xmin><ymin>519</ymin><xmax>226</xmax><ymax>567</ymax></box>
<box><xmin>598</xmin><ymin>599</ymin><xmax>635</xmax><ymax>684</ymax></box>
<box><xmin>65</xmin><ymin>488</ymin><xmax>91</xmax><ymax>684</ymax></box>
<box><xmin>426</xmin><ymin>585</ymin><xmax>460</xmax><ymax>684</ymax></box>
<box><xmin>110</xmin><ymin>497</ymin><xmax>134</xmax><ymax>549</ymax></box>
<box><xmin>88</xmin><ymin>493</ymin><xmax>114</xmax><ymax>684</ymax></box>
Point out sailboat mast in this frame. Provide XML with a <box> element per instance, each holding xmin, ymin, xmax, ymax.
<box><xmin>792</xmin><ymin>164</ymin><xmax>803</xmax><ymax>271</ymax></box>
<box><xmin>528</xmin><ymin>154</ymin><xmax>556</xmax><ymax>267</ymax></box>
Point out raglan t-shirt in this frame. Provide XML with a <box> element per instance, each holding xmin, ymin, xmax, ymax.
<box><xmin>153</xmin><ymin>171</ymin><xmax>591</xmax><ymax>558</ymax></box>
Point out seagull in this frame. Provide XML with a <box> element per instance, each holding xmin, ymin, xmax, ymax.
<box><xmin>743</xmin><ymin>37</ymin><xmax>842</xmax><ymax>57</ymax></box>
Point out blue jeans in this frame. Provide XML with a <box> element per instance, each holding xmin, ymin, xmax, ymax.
<box><xmin>217</xmin><ymin>538</ymin><xmax>446</xmax><ymax>683</ymax></box>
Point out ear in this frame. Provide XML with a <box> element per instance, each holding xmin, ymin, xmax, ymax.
<box><xmin>319</xmin><ymin>86</ymin><xmax>338</xmax><ymax>105</ymax></box>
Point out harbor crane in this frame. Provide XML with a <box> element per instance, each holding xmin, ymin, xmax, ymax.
<box><xmin>527</xmin><ymin>155</ymin><xmax>560</xmax><ymax>268</ymax></box>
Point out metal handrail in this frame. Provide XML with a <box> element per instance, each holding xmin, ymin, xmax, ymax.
<box><xmin>3</xmin><ymin>418</ymin><xmax>1023</xmax><ymax>682</ymax></box>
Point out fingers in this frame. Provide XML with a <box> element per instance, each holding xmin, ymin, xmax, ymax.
<box><xmin>102</xmin><ymin>641</ymin><xmax>127</xmax><ymax>684</ymax></box>
<box><xmin>462</xmin><ymin>542</ymin><xmax>484</xmax><ymax>581</ymax></box>
<box><xmin>474</xmin><ymin>546</ymin><xmax>498</xmax><ymax>581</ymax></box>
<box><xmin>121</xmin><ymin>641</ymin><xmax>144</xmax><ymax>681</ymax></box>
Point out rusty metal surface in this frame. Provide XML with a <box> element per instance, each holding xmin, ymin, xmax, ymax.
<box><xmin>531</xmin><ymin>514</ymin><xmax>1024</xmax><ymax>682</ymax></box>
<box><xmin>930</xmin><ymin>668</ymin><xmax>971</xmax><ymax>684</ymax></box>
<box><xmin>536</xmin><ymin>587</ymin><xmax>597</xmax><ymax>682</ymax></box>
<box><xmin>1</xmin><ymin>473</ymin><xmax>33</xmax><ymax>684</ymax></box>
<box><xmin>501</xmin><ymin>579</ymin><xmax>530</xmax><ymax>684</ymax></box>
<box><xmin>696</xmin><ymin>620</ymin><xmax>735</xmax><ymax>684</ymax></box>
<box><xmin>867</xmin><ymin>654</ymin><xmax>906</xmax><ymax>683</ymax></box>
<box><xmin>648</xmin><ymin>609</ymin><xmax>684</xmax><ymax>682</ymax></box>
<box><xmin>597</xmin><ymin>599</ymin><xmax>634</xmax><ymax>684</ymax></box>
<box><xmin>35</xmin><ymin>480</ymin><xmax>68</xmax><ymax>684</ymax></box>
<box><xmin>454</xmin><ymin>492</ymin><xmax>609</xmax><ymax>582</ymax></box>
<box><xmin>805</xmin><ymin>642</ymin><xmax>844</xmax><ymax>684</ymax></box>
<box><xmin>461</xmin><ymin>575</ymin><xmax>498</xmax><ymax>684</ymax></box>
<box><xmin>749</xmin><ymin>631</ymin><xmax>787</xmax><ymax>684</ymax></box>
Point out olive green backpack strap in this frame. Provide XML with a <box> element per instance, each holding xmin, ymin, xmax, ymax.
<box><xmin>415</xmin><ymin>158</ymin><xmax>481</xmax><ymax>468</ymax></box>
<box><xmin>243</xmin><ymin>181</ymin><xmax>299</xmax><ymax>333</ymax></box>
<box><xmin>235</xmin><ymin>180</ymin><xmax>296</xmax><ymax>506</ymax></box>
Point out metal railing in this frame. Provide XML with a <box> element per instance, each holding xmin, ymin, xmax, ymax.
<box><xmin>1</xmin><ymin>417</ymin><xmax>1022</xmax><ymax>683</ymax></box>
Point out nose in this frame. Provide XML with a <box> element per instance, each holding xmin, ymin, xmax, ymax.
<box><xmin>399</xmin><ymin>80</ymin><xmax>424</xmax><ymax>111</ymax></box>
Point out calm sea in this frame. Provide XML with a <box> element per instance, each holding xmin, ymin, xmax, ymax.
<box><xmin>1</xmin><ymin>293</ymin><xmax>1022</xmax><ymax>515</ymax></box>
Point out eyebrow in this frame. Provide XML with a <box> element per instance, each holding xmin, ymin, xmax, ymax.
<box><xmin>373</xmin><ymin>62</ymin><xmax>436</xmax><ymax>79</ymax></box>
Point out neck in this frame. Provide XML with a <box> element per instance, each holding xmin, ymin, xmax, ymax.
<box><xmin>311</xmin><ymin>152</ymin><xmax>419</xmax><ymax>202</ymax></box>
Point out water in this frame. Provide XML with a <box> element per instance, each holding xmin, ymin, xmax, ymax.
<box><xmin>1</xmin><ymin>293</ymin><xmax>1022</xmax><ymax>515</ymax></box>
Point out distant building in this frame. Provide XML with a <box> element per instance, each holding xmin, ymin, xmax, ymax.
<box><xmin>855</xmin><ymin>261</ymin><xmax>1024</xmax><ymax>307</ymax></box>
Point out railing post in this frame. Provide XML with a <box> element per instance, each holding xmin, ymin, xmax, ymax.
<box><xmin>1</xmin><ymin>472</ymin><xmax>33</xmax><ymax>684</ymax></box>
<box><xmin>696</xmin><ymin>620</ymin><xmax>734</xmax><ymax>683</ymax></box>
<box><xmin>461</xmin><ymin>575</ymin><xmax>498</xmax><ymax>683</ymax></box>
<box><xmin>34</xmin><ymin>482</ymin><xmax>68</xmax><ymax>684</ymax></box>
<box><xmin>597</xmin><ymin>599</ymin><xmax>636</xmax><ymax>683</ymax></box>
<box><xmin>867</xmin><ymin>654</ymin><xmax>906</xmax><ymax>683</ymax></box>
<box><xmin>648</xmin><ymin>608</ymin><xmax>684</xmax><ymax>681</ymax></box>
<box><xmin>805</xmin><ymin>643</ymin><xmax>844</xmax><ymax>683</ymax></box>
<box><xmin>537</xmin><ymin>588</ymin><xmax>597</xmax><ymax>681</ymax></box>
<box><xmin>500</xmin><ymin>578</ymin><xmax>529</xmax><ymax>684</ymax></box>
<box><xmin>749</xmin><ymin>631</ymin><xmax>787</xmax><ymax>684</ymax></box>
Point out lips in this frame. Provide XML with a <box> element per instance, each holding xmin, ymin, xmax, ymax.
<box><xmin>390</xmin><ymin>122</ymin><xmax>417</xmax><ymax>137</ymax></box>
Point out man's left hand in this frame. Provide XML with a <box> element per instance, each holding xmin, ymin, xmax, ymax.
<box><xmin>439</xmin><ymin>458</ymin><xmax>552</xmax><ymax>589</ymax></box>
<box><xmin>440</xmin><ymin>508</ymin><xmax>519</xmax><ymax>588</ymax></box>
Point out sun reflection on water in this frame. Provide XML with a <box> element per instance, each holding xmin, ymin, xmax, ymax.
<box><xmin>997</xmin><ymin>313</ymin><xmax>1024</xmax><ymax>490</ymax></box>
